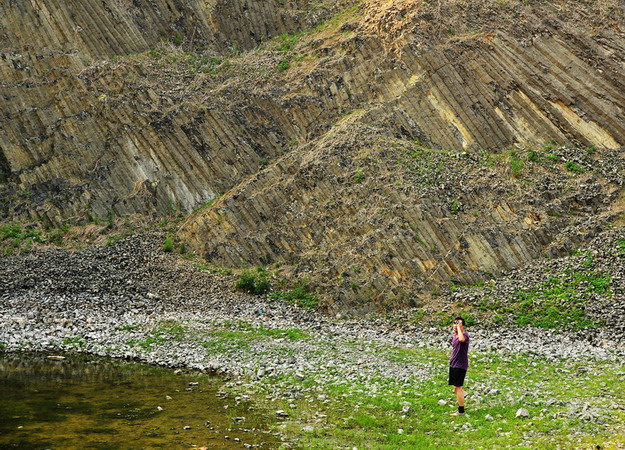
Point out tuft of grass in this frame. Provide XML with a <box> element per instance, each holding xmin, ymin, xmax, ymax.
<box><xmin>276</xmin><ymin>58</ymin><xmax>290</xmax><ymax>71</ymax></box>
<box><xmin>63</xmin><ymin>336</ymin><xmax>85</xmax><ymax>349</ymax></box>
<box><xmin>509</xmin><ymin>151</ymin><xmax>524</xmax><ymax>177</ymax></box>
<box><xmin>354</xmin><ymin>168</ymin><xmax>365</xmax><ymax>184</ymax></box>
<box><xmin>269</xmin><ymin>279</ymin><xmax>319</xmax><ymax>309</ymax></box>
<box><xmin>128</xmin><ymin>320</ymin><xmax>186</xmax><ymax>350</ymax></box>
<box><xmin>173</xmin><ymin>32</ymin><xmax>184</xmax><ymax>46</ymax></box>
<box><xmin>192</xmin><ymin>195</ymin><xmax>222</xmax><ymax>215</ymax></box>
<box><xmin>617</xmin><ymin>239</ymin><xmax>625</xmax><ymax>254</ymax></box>
<box><xmin>565</xmin><ymin>161</ymin><xmax>585</xmax><ymax>173</ymax></box>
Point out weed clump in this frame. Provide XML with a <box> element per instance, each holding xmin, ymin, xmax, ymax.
<box><xmin>270</xmin><ymin>279</ymin><xmax>319</xmax><ymax>309</ymax></box>
<box><xmin>236</xmin><ymin>267</ymin><xmax>271</xmax><ymax>295</ymax></box>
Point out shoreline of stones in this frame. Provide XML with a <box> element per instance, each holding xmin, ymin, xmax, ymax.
<box><xmin>1</xmin><ymin>231</ymin><xmax>623</xmax><ymax>379</ymax></box>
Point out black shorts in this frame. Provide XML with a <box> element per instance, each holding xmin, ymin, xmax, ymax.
<box><xmin>448</xmin><ymin>367</ymin><xmax>467</xmax><ymax>387</ymax></box>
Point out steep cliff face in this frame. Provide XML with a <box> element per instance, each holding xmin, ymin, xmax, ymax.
<box><xmin>1</xmin><ymin>0</ymin><xmax>624</xmax><ymax>311</ymax></box>
<box><xmin>0</xmin><ymin>0</ymin><xmax>338</xmax><ymax>222</ymax></box>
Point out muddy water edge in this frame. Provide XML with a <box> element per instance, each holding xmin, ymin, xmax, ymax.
<box><xmin>0</xmin><ymin>353</ymin><xmax>279</xmax><ymax>449</ymax></box>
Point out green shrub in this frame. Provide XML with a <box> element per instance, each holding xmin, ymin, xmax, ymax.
<box><xmin>527</xmin><ymin>149</ymin><xmax>540</xmax><ymax>162</ymax></box>
<box><xmin>277</xmin><ymin>58</ymin><xmax>290</xmax><ymax>71</ymax></box>
<box><xmin>162</xmin><ymin>236</ymin><xmax>174</xmax><ymax>252</ymax></box>
<box><xmin>565</xmin><ymin>161</ymin><xmax>585</xmax><ymax>173</ymax></box>
<box><xmin>173</xmin><ymin>32</ymin><xmax>184</xmax><ymax>46</ymax></box>
<box><xmin>236</xmin><ymin>267</ymin><xmax>271</xmax><ymax>295</ymax></box>
<box><xmin>618</xmin><ymin>239</ymin><xmax>625</xmax><ymax>254</ymax></box>
<box><xmin>510</xmin><ymin>152</ymin><xmax>524</xmax><ymax>177</ymax></box>
<box><xmin>354</xmin><ymin>168</ymin><xmax>364</xmax><ymax>183</ymax></box>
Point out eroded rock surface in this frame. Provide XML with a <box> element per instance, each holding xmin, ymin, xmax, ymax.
<box><xmin>1</xmin><ymin>0</ymin><xmax>624</xmax><ymax>310</ymax></box>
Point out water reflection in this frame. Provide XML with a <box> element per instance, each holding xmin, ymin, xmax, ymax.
<box><xmin>0</xmin><ymin>353</ymin><xmax>276</xmax><ymax>449</ymax></box>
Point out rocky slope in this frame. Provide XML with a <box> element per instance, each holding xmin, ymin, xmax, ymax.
<box><xmin>1</xmin><ymin>0</ymin><xmax>624</xmax><ymax>311</ymax></box>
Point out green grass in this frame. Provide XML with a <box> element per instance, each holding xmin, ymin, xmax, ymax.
<box><xmin>192</xmin><ymin>195</ymin><xmax>222</xmax><ymax>215</ymax></box>
<box><xmin>127</xmin><ymin>320</ymin><xmax>186</xmax><ymax>350</ymax></box>
<box><xmin>244</xmin><ymin>345</ymin><xmax>625</xmax><ymax>449</ymax></box>
<box><xmin>269</xmin><ymin>279</ymin><xmax>319</xmax><ymax>309</ymax></box>
<box><xmin>479</xmin><ymin>270</ymin><xmax>611</xmax><ymax>330</ymax></box>
<box><xmin>618</xmin><ymin>239</ymin><xmax>625</xmax><ymax>254</ymax></box>
<box><xmin>200</xmin><ymin>321</ymin><xmax>308</xmax><ymax>355</ymax></box>
<box><xmin>565</xmin><ymin>161</ymin><xmax>585</xmax><ymax>173</ymax></box>
<box><xmin>0</xmin><ymin>222</ymin><xmax>72</xmax><ymax>252</ymax></box>
<box><xmin>62</xmin><ymin>336</ymin><xmax>85</xmax><ymax>349</ymax></box>
<box><xmin>354</xmin><ymin>168</ymin><xmax>364</xmax><ymax>183</ymax></box>
<box><xmin>509</xmin><ymin>152</ymin><xmax>524</xmax><ymax>177</ymax></box>
<box><xmin>397</xmin><ymin>144</ymin><xmax>448</xmax><ymax>186</ymax></box>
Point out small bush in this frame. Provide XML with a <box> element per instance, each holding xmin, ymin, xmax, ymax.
<box><xmin>618</xmin><ymin>239</ymin><xmax>625</xmax><ymax>254</ymax></box>
<box><xmin>527</xmin><ymin>149</ymin><xmax>540</xmax><ymax>162</ymax></box>
<box><xmin>510</xmin><ymin>153</ymin><xmax>524</xmax><ymax>177</ymax></box>
<box><xmin>354</xmin><ymin>168</ymin><xmax>364</xmax><ymax>183</ymax></box>
<box><xmin>236</xmin><ymin>267</ymin><xmax>271</xmax><ymax>295</ymax></box>
<box><xmin>162</xmin><ymin>236</ymin><xmax>174</xmax><ymax>252</ymax></box>
<box><xmin>173</xmin><ymin>32</ymin><xmax>184</xmax><ymax>46</ymax></box>
<box><xmin>565</xmin><ymin>161</ymin><xmax>585</xmax><ymax>173</ymax></box>
<box><xmin>277</xmin><ymin>58</ymin><xmax>290</xmax><ymax>71</ymax></box>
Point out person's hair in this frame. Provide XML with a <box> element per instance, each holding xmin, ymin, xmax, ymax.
<box><xmin>454</xmin><ymin>316</ymin><xmax>466</xmax><ymax>326</ymax></box>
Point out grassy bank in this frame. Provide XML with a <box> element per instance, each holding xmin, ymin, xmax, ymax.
<box><xmin>224</xmin><ymin>339</ymin><xmax>625</xmax><ymax>449</ymax></box>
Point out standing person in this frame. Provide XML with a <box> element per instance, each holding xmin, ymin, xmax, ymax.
<box><xmin>449</xmin><ymin>316</ymin><xmax>470</xmax><ymax>416</ymax></box>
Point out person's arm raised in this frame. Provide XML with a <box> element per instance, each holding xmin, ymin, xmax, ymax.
<box><xmin>457</xmin><ymin>323</ymin><xmax>466</xmax><ymax>342</ymax></box>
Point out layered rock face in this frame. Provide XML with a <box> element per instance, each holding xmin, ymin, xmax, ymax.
<box><xmin>0</xmin><ymin>0</ymin><xmax>330</xmax><ymax>221</ymax></box>
<box><xmin>1</xmin><ymin>0</ymin><xmax>624</xmax><ymax>310</ymax></box>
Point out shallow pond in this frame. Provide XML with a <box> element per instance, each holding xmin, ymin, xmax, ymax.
<box><xmin>0</xmin><ymin>353</ymin><xmax>278</xmax><ymax>449</ymax></box>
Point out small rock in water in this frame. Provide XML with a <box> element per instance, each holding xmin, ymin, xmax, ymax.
<box><xmin>183</xmin><ymin>426</ymin><xmax>192</xmax><ymax>430</ymax></box>
<box><xmin>516</xmin><ymin>408</ymin><xmax>530</xmax><ymax>419</ymax></box>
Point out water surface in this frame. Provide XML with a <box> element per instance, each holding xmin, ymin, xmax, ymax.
<box><xmin>0</xmin><ymin>353</ymin><xmax>277</xmax><ymax>449</ymax></box>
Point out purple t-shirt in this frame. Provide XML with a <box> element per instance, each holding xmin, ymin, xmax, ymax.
<box><xmin>449</xmin><ymin>332</ymin><xmax>470</xmax><ymax>370</ymax></box>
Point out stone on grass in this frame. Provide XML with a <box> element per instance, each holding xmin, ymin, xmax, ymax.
<box><xmin>516</xmin><ymin>408</ymin><xmax>530</xmax><ymax>419</ymax></box>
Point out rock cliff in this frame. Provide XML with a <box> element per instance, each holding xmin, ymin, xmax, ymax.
<box><xmin>1</xmin><ymin>0</ymin><xmax>624</xmax><ymax>311</ymax></box>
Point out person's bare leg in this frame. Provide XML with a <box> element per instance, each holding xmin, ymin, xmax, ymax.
<box><xmin>454</xmin><ymin>386</ymin><xmax>465</xmax><ymax>407</ymax></box>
